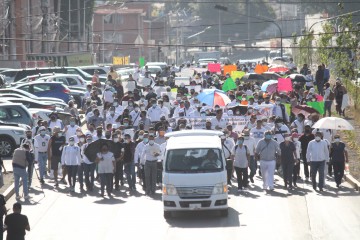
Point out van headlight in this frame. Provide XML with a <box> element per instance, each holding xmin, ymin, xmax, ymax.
<box><xmin>212</xmin><ymin>183</ymin><xmax>227</xmax><ymax>195</ymax></box>
<box><xmin>163</xmin><ymin>184</ymin><xmax>177</xmax><ymax>196</ymax></box>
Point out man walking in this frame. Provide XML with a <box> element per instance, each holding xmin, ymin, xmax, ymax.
<box><xmin>12</xmin><ymin>144</ymin><xmax>32</xmax><ymax>200</ymax></box>
<box><xmin>330</xmin><ymin>135</ymin><xmax>349</xmax><ymax>188</ymax></box>
<box><xmin>306</xmin><ymin>132</ymin><xmax>330</xmax><ymax>192</ymax></box>
<box><xmin>33</xmin><ymin>126</ymin><xmax>50</xmax><ymax>184</ymax></box>
<box><xmin>61</xmin><ymin>137</ymin><xmax>81</xmax><ymax>192</ymax></box>
<box><xmin>4</xmin><ymin>203</ymin><xmax>30</xmax><ymax>240</ymax></box>
<box><xmin>142</xmin><ymin>135</ymin><xmax>161</xmax><ymax>195</ymax></box>
<box><xmin>255</xmin><ymin>131</ymin><xmax>280</xmax><ymax>191</ymax></box>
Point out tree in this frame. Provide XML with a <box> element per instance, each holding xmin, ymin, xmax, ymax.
<box><xmin>316</xmin><ymin>22</ymin><xmax>333</xmax><ymax>66</ymax></box>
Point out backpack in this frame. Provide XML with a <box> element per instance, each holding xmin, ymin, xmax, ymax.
<box><xmin>328</xmin><ymin>90</ymin><xmax>335</xmax><ymax>101</ymax></box>
<box><xmin>234</xmin><ymin>145</ymin><xmax>248</xmax><ymax>155</ymax></box>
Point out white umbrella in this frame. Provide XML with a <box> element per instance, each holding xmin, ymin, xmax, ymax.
<box><xmin>312</xmin><ymin>117</ymin><xmax>354</xmax><ymax>130</ymax></box>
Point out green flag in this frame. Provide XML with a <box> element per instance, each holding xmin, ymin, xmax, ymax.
<box><xmin>139</xmin><ymin>57</ymin><xmax>145</xmax><ymax>67</ymax></box>
<box><xmin>284</xmin><ymin>103</ymin><xmax>291</xmax><ymax>116</ymax></box>
<box><xmin>222</xmin><ymin>77</ymin><xmax>237</xmax><ymax>92</ymax></box>
<box><xmin>307</xmin><ymin>101</ymin><xmax>324</xmax><ymax>115</ymax></box>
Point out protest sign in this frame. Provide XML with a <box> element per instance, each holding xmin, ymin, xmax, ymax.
<box><xmin>254</xmin><ymin>64</ymin><xmax>268</xmax><ymax>74</ymax></box>
<box><xmin>175</xmin><ymin>77</ymin><xmax>190</xmax><ymax>86</ymax></box>
<box><xmin>277</xmin><ymin>78</ymin><xmax>293</xmax><ymax>92</ymax></box>
<box><xmin>122</xmin><ymin>81</ymin><xmax>136</xmax><ymax>92</ymax></box>
<box><xmin>231</xmin><ymin>71</ymin><xmax>245</xmax><ymax>80</ymax></box>
<box><xmin>223</xmin><ymin>65</ymin><xmax>237</xmax><ymax>75</ymax></box>
<box><xmin>154</xmin><ymin>86</ymin><xmax>167</xmax><ymax>96</ymax></box>
<box><xmin>137</xmin><ymin>77</ymin><xmax>152</xmax><ymax>87</ymax></box>
<box><xmin>208</xmin><ymin>63</ymin><xmax>221</xmax><ymax>73</ymax></box>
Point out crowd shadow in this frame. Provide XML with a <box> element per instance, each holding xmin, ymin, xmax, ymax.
<box><xmin>166</xmin><ymin>207</ymin><xmax>241</xmax><ymax>228</ymax></box>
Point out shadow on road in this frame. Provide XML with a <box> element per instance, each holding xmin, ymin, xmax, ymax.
<box><xmin>93</xmin><ymin>197</ymin><xmax>126</xmax><ymax>204</ymax></box>
<box><xmin>166</xmin><ymin>207</ymin><xmax>241</xmax><ymax>228</ymax></box>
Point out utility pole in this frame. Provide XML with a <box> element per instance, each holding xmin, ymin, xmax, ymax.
<box><xmin>247</xmin><ymin>0</ymin><xmax>250</xmax><ymax>47</ymax></box>
<box><xmin>218</xmin><ymin>9</ymin><xmax>221</xmax><ymax>44</ymax></box>
<box><xmin>68</xmin><ymin>0</ymin><xmax>71</xmax><ymax>52</ymax></box>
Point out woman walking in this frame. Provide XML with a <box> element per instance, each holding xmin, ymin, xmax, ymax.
<box><xmin>96</xmin><ymin>143</ymin><xmax>115</xmax><ymax>197</ymax></box>
<box><xmin>279</xmin><ymin>134</ymin><xmax>297</xmax><ymax>190</ymax></box>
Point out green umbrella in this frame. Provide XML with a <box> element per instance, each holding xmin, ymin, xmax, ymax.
<box><xmin>222</xmin><ymin>77</ymin><xmax>237</xmax><ymax>92</ymax></box>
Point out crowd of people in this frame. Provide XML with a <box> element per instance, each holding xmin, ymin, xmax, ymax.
<box><xmin>11</xmin><ymin>60</ymin><xmax>350</xmax><ymax>200</ymax></box>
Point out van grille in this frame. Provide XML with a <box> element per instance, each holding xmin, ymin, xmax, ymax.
<box><xmin>176</xmin><ymin>186</ymin><xmax>213</xmax><ymax>199</ymax></box>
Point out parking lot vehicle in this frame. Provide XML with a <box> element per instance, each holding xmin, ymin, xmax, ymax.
<box><xmin>80</xmin><ymin>65</ymin><xmax>110</xmax><ymax>77</ymax></box>
<box><xmin>13</xmin><ymin>82</ymin><xmax>73</xmax><ymax>103</ymax></box>
<box><xmin>0</xmin><ymin>123</ymin><xmax>26</xmax><ymax>156</ymax></box>
<box><xmin>145</xmin><ymin>62</ymin><xmax>168</xmax><ymax>71</ymax></box>
<box><xmin>0</xmin><ymin>88</ymin><xmax>66</xmax><ymax>105</ymax></box>
<box><xmin>0</xmin><ymin>103</ymin><xmax>33</xmax><ymax>127</ymax></box>
<box><xmin>197</xmin><ymin>58</ymin><xmax>217</xmax><ymax>68</ymax></box>
<box><xmin>162</xmin><ymin>130</ymin><xmax>228</xmax><ymax>219</ymax></box>
<box><xmin>0</xmin><ymin>97</ymin><xmax>61</xmax><ymax>111</ymax></box>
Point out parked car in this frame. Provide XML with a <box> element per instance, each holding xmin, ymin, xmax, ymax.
<box><xmin>80</xmin><ymin>65</ymin><xmax>110</xmax><ymax>77</ymax></box>
<box><xmin>145</xmin><ymin>62</ymin><xmax>168</xmax><ymax>71</ymax></box>
<box><xmin>13</xmin><ymin>82</ymin><xmax>73</xmax><ymax>103</ymax></box>
<box><xmin>197</xmin><ymin>58</ymin><xmax>217</xmax><ymax>68</ymax></box>
<box><xmin>0</xmin><ymin>97</ymin><xmax>62</xmax><ymax>111</ymax></box>
<box><xmin>0</xmin><ymin>93</ymin><xmax>67</xmax><ymax>109</ymax></box>
<box><xmin>10</xmin><ymin>73</ymin><xmax>55</xmax><ymax>86</ymax></box>
<box><xmin>0</xmin><ymin>69</ymin><xmax>19</xmax><ymax>83</ymax></box>
<box><xmin>0</xmin><ymin>124</ymin><xmax>26</xmax><ymax>156</ymax></box>
<box><xmin>0</xmin><ymin>103</ymin><xmax>33</xmax><ymax>127</ymax></box>
<box><xmin>0</xmin><ymin>88</ymin><xmax>66</xmax><ymax>105</ymax></box>
<box><xmin>29</xmin><ymin>109</ymin><xmax>72</xmax><ymax>126</ymax></box>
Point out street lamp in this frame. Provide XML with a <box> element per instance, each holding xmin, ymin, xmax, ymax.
<box><xmin>187</xmin><ymin>26</ymin><xmax>212</xmax><ymax>39</ymax></box>
<box><xmin>214</xmin><ymin>4</ymin><xmax>283</xmax><ymax>57</ymax></box>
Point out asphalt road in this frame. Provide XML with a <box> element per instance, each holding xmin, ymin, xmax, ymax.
<box><xmin>3</xmin><ymin>161</ymin><xmax>360</xmax><ymax>240</ymax></box>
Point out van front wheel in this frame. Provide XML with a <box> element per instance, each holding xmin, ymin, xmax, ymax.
<box><xmin>164</xmin><ymin>211</ymin><xmax>172</xmax><ymax>219</ymax></box>
<box><xmin>220</xmin><ymin>209</ymin><xmax>228</xmax><ymax>217</ymax></box>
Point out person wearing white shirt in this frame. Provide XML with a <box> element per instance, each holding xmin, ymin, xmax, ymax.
<box><xmin>147</xmin><ymin>101</ymin><xmax>163</xmax><ymax>123</ymax></box>
<box><xmin>211</xmin><ymin>109</ymin><xmax>227</xmax><ymax>130</ymax></box>
<box><xmin>250</xmin><ymin>120</ymin><xmax>268</xmax><ymax>144</ymax></box>
<box><xmin>290</xmin><ymin>114</ymin><xmax>305</xmax><ymax>134</ymax></box>
<box><xmin>61</xmin><ymin>137</ymin><xmax>81</xmax><ymax>192</ymax></box>
<box><xmin>106</xmin><ymin>107</ymin><xmax>119</xmax><ymax>127</ymax></box>
<box><xmin>291</xmin><ymin>133</ymin><xmax>302</xmax><ymax>186</ymax></box>
<box><xmin>102</xmin><ymin>86</ymin><xmax>115</xmax><ymax>104</ymax></box>
<box><xmin>243</xmin><ymin>130</ymin><xmax>257</xmax><ymax>183</ymax></box>
<box><xmin>33</xmin><ymin>126</ymin><xmax>51</xmax><ymax>183</ymax></box>
<box><xmin>158</xmin><ymin>99</ymin><xmax>170</xmax><ymax>119</ymax></box>
<box><xmin>134</xmin><ymin>133</ymin><xmax>148</xmax><ymax>189</ymax></box>
<box><xmin>95</xmin><ymin>143</ymin><xmax>115</xmax><ymax>197</ymax></box>
<box><xmin>306</xmin><ymin>132</ymin><xmax>330</xmax><ymax>191</ymax></box>
<box><xmin>141</xmin><ymin>135</ymin><xmax>161</xmax><ymax>195</ymax></box>
<box><xmin>287</xmin><ymin>58</ymin><xmax>296</xmax><ymax>69</ymax></box>
<box><xmin>221</xmin><ymin>132</ymin><xmax>235</xmax><ymax>185</ymax></box>
<box><xmin>64</xmin><ymin>118</ymin><xmax>79</xmax><ymax>143</ymax></box>
<box><xmin>130</xmin><ymin>106</ymin><xmax>141</xmax><ymax>128</ymax></box>
<box><xmin>273</xmin><ymin>119</ymin><xmax>290</xmax><ymax>143</ymax></box>
<box><xmin>48</xmin><ymin>114</ymin><xmax>64</xmax><ymax>131</ymax></box>
<box><xmin>113</xmin><ymin>101</ymin><xmax>124</xmax><ymax>116</ymax></box>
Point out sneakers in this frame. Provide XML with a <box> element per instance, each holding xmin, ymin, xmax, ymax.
<box><xmin>250</xmin><ymin>177</ymin><xmax>254</xmax><ymax>183</ymax></box>
<box><xmin>237</xmin><ymin>188</ymin><xmax>242</xmax><ymax>192</ymax></box>
<box><xmin>40</xmin><ymin>179</ymin><xmax>45</xmax><ymax>184</ymax></box>
<box><xmin>24</xmin><ymin>195</ymin><xmax>30</xmax><ymax>200</ymax></box>
<box><xmin>16</xmin><ymin>195</ymin><xmax>21</xmax><ymax>200</ymax></box>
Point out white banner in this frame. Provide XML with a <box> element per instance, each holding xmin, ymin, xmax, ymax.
<box><xmin>168</xmin><ymin>116</ymin><xmax>249</xmax><ymax>132</ymax></box>
<box><xmin>122</xmin><ymin>81</ymin><xmax>136</xmax><ymax>92</ymax></box>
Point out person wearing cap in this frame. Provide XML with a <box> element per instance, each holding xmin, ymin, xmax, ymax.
<box><xmin>48</xmin><ymin>112</ymin><xmax>64</xmax><ymax>131</ymax></box>
<box><xmin>48</xmin><ymin>127</ymin><xmax>66</xmax><ymax>186</ymax></box>
<box><xmin>33</xmin><ymin>126</ymin><xmax>51</xmax><ymax>184</ymax></box>
<box><xmin>273</xmin><ymin>96</ymin><xmax>289</xmax><ymax>123</ymax></box>
<box><xmin>231</xmin><ymin>135</ymin><xmax>250</xmax><ymax>191</ymax></box>
<box><xmin>299</xmin><ymin>125</ymin><xmax>315</xmax><ymax>181</ymax></box>
<box><xmin>243</xmin><ymin>129</ymin><xmax>257</xmax><ymax>183</ymax></box>
<box><xmin>279</xmin><ymin>134</ymin><xmax>297</xmax><ymax>190</ymax></box>
<box><xmin>330</xmin><ymin>135</ymin><xmax>349</xmax><ymax>188</ymax></box>
<box><xmin>306</xmin><ymin>132</ymin><xmax>330</xmax><ymax>192</ymax></box>
<box><xmin>273</xmin><ymin>118</ymin><xmax>290</xmax><ymax>143</ymax></box>
<box><xmin>32</xmin><ymin>120</ymin><xmax>44</xmax><ymax>136</ymax></box>
<box><xmin>221</xmin><ymin>130</ymin><xmax>235</xmax><ymax>185</ymax></box>
<box><xmin>12</xmin><ymin>144</ymin><xmax>33</xmax><ymax>200</ymax></box>
<box><xmin>290</xmin><ymin>113</ymin><xmax>305</xmax><ymax>135</ymax></box>
<box><xmin>142</xmin><ymin>134</ymin><xmax>161</xmax><ymax>195</ymax></box>
<box><xmin>255</xmin><ymin>130</ymin><xmax>280</xmax><ymax>191</ymax></box>
<box><xmin>61</xmin><ymin>137</ymin><xmax>81</xmax><ymax>192</ymax></box>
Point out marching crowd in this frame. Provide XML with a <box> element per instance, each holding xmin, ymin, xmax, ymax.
<box><xmin>10</xmin><ymin>61</ymin><xmax>350</xmax><ymax>200</ymax></box>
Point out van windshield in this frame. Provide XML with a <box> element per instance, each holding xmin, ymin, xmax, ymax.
<box><xmin>165</xmin><ymin>148</ymin><xmax>223</xmax><ymax>173</ymax></box>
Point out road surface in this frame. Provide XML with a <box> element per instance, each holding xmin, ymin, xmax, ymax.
<box><xmin>4</xmin><ymin>161</ymin><xmax>360</xmax><ymax>240</ymax></box>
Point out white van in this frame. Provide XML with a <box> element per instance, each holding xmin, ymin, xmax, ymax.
<box><xmin>162</xmin><ymin>130</ymin><xmax>228</xmax><ymax>219</ymax></box>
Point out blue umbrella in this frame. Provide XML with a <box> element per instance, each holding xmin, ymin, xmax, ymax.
<box><xmin>261</xmin><ymin>80</ymin><xmax>278</xmax><ymax>91</ymax></box>
<box><xmin>196</xmin><ymin>89</ymin><xmax>231</xmax><ymax>107</ymax></box>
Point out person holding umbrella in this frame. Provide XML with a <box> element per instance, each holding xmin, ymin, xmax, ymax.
<box><xmin>96</xmin><ymin>143</ymin><xmax>116</xmax><ymax>197</ymax></box>
<box><xmin>330</xmin><ymin>135</ymin><xmax>349</xmax><ymax>188</ymax></box>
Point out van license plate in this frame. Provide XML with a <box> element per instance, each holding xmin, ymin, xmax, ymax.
<box><xmin>189</xmin><ymin>204</ymin><xmax>201</xmax><ymax>209</ymax></box>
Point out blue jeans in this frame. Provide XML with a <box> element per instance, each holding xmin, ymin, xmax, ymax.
<box><xmin>99</xmin><ymin>173</ymin><xmax>113</xmax><ymax>194</ymax></box>
<box><xmin>310</xmin><ymin>161</ymin><xmax>325</xmax><ymax>189</ymax></box>
<box><xmin>27</xmin><ymin>162</ymin><xmax>34</xmax><ymax>187</ymax></box>
<box><xmin>38</xmin><ymin>152</ymin><xmax>48</xmax><ymax>179</ymax></box>
<box><xmin>84</xmin><ymin>163</ymin><xmax>95</xmax><ymax>190</ymax></box>
<box><xmin>14</xmin><ymin>167</ymin><xmax>29</xmax><ymax>197</ymax></box>
<box><xmin>124</xmin><ymin>162</ymin><xmax>136</xmax><ymax>189</ymax></box>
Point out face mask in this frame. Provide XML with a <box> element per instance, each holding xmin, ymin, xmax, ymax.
<box><xmin>201</xmin><ymin>113</ymin><xmax>206</xmax><ymax>117</ymax></box>
<box><xmin>265</xmin><ymin>134</ymin><xmax>272</xmax><ymax>140</ymax></box>
<box><xmin>69</xmin><ymin>141</ymin><xmax>75</xmax><ymax>146</ymax></box>
<box><xmin>58</xmin><ymin>133</ymin><xmax>63</xmax><ymax>137</ymax></box>
<box><xmin>235</xmin><ymin>111</ymin><xmax>240</xmax><ymax>115</ymax></box>
<box><xmin>114</xmin><ymin>138</ymin><xmax>119</xmax><ymax>143</ymax></box>
<box><xmin>141</xmin><ymin>97</ymin><xmax>145</xmax><ymax>101</ymax></box>
<box><xmin>315</xmin><ymin>136</ymin><xmax>321</xmax><ymax>141</ymax></box>
<box><xmin>135</xmin><ymin>108</ymin><xmax>140</xmax><ymax>112</ymax></box>
<box><xmin>152</xmin><ymin>104</ymin><xmax>157</xmax><ymax>108</ymax></box>
<box><xmin>110</xmin><ymin>111</ymin><xmax>115</xmax><ymax>115</ymax></box>
<box><xmin>27</xmin><ymin>135</ymin><xmax>32</xmax><ymax>139</ymax></box>
<box><xmin>293</xmin><ymin>138</ymin><xmax>299</xmax><ymax>142</ymax></box>
<box><xmin>176</xmin><ymin>97</ymin><xmax>181</xmax><ymax>100</ymax></box>
<box><xmin>143</xmin><ymin>138</ymin><xmax>149</xmax><ymax>143</ymax></box>
<box><xmin>40</xmin><ymin>130</ymin><xmax>46</xmax><ymax>136</ymax></box>
<box><xmin>76</xmin><ymin>132</ymin><xmax>82</xmax><ymax>137</ymax></box>
<box><xmin>237</xmin><ymin>140</ymin><xmax>244</xmax><ymax>145</ymax></box>
<box><xmin>86</xmin><ymin>138</ymin><xmax>92</xmax><ymax>143</ymax></box>
<box><xmin>138</xmin><ymin>135</ymin><xmax>144</xmax><ymax>140</ymax></box>
<box><xmin>248</xmin><ymin>109</ymin><xmax>253</xmax><ymax>113</ymax></box>
<box><xmin>140</xmin><ymin>107</ymin><xmax>146</xmax><ymax>111</ymax></box>
<box><xmin>334</xmin><ymin>138</ymin><xmax>340</xmax><ymax>142</ymax></box>
<box><xmin>124</xmin><ymin>123</ymin><xmax>129</xmax><ymax>127</ymax></box>
<box><xmin>285</xmin><ymin>137</ymin><xmax>291</xmax><ymax>141</ymax></box>
<box><xmin>113</xmin><ymin>103</ymin><xmax>118</xmax><ymax>107</ymax></box>
<box><xmin>80</xmin><ymin>138</ymin><xmax>85</xmax><ymax>143</ymax></box>
<box><xmin>129</xmin><ymin>103</ymin><xmax>133</xmax><ymax>107</ymax></box>
<box><xmin>149</xmin><ymin>140</ymin><xmax>154</xmax><ymax>145</ymax></box>
<box><xmin>70</xmin><ymin>122</ymin><xmax>75</xmax><ymax>126</ymax></box>
<box><xmin>275</xmin><ymin>101</ymin><xmax>281</xmax><ymax>105</ymax></box>
<box><xmin>179</xmin><ymin>128</ymin><xmax>185</xmax><ymax>131</ymax></box>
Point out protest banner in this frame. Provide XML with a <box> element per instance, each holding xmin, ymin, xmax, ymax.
<box><xmin>223</xmin><ymin>65</ymin><xmax>237</xmax><ymax>75</ymax></box>
<box><xmin>231</xmin><ymin>71</ymin><xmax>246</xmax><ymax>80</ymax></box>
<box><xmin>122</xmin><ymin>81</ymin><xmax>136</xmax><ymax>92</ymax></box>
<box><xmin>137</xmin><ymin>77</ymin><xmax>152</xmax><ymax>87</ymax></box>
<box><xmin>254</xmin><ymin>64</ymin><xmax>268</xmax><ymax>74</ymax></box>
<box><xmin>154</xmin><ymin>86</ymin><xmax>167</xmax><ymax>96</ymax></box>
<box><xmin>185</xmin><ymin>85</ymin><xmax>202</xmax><ymax>93</ymax></box>
<box><xmin>208</xmin><ymin>63</ymin><xmax>221</xmax><ymax>73</ymax></box>
<box><xmin>175</xmin><ymin>77</ymin><xmax>190</xmax><ymax>86</ymax></box>
<box><xmin>277</xmin><ymin>78</ymin><xmax>293</xmax><ymax>92</ymax></box>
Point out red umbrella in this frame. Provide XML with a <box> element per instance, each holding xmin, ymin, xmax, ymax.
<box><xmin>292</xmin><ymin>105</ymin><xmax>319</xmax><ymax>118</ymax></box>
<box><xmin>268</xmin><ymin>66</ymin><xmax>289</xmax><ymax>73</ymax></box>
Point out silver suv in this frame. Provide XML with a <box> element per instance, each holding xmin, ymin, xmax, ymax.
<box><xmin>0</xmin><ymin>123</ymin><xmax>26</xmax><ymax>156</ymax></box>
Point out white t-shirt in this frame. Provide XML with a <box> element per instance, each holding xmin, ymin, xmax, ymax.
<box><xmin>243</xmin><ymin>137</ymin><xmax>256</xmax><ymax>156</ymax></box>
<box><xmin>232</xmin><ymin>145</ymin><xmax>249</xmax><ymax>168</ymax></box>
<box><xmin>97</xmin><ymin>152</ymin><xmax>115</xmax><ymax>173</ymax></box>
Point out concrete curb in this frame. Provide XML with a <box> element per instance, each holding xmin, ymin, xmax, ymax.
<box><xmin>345</xmin><ymin>174</ymin><xmax>360</xmax><ymax>191</ymax></box>
<box><xmin>3</xmin><ymin>183</ymin><xmax>14</xmax><ymax>201</ymax></box>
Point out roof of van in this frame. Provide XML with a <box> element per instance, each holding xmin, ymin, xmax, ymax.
<box><xmin>166</xmin><ymin>131</ymin><xmax>222</xmax><ymax>150</ymax></box>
